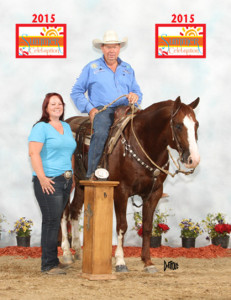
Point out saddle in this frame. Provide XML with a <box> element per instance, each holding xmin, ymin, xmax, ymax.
<box><xmin>67</xmin><ymin>105</ymin><xmax>140</xmax><ymax>180</ymax></box>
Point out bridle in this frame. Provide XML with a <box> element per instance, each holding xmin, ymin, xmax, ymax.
<box><xmin>169</xmin><ymin>105</ymin><xmax>184</xmax><ymax>161</ymax></box>
<box><xmin>129</xmin><ymin>104</ymin><xmax>195</xmax><ymax>178</ymax></box>
<box><xmin>93</xmin><ymin>96</ymin><xmax>196</xmax><ymax>207</ymax></box>
<box><xmin>95</xmin><ymin>94</ymin><xmax>196</xmax><ymax>178</ymax></box>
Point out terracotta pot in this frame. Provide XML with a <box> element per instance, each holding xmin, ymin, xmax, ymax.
<box><xmin>212</xmin><ymin>236</ymin><xmax>230</xmax><ymax>248</ymax></box>
<box><xmin>182</xmin><ymin>237</ymin><xmax>196</xmax><ymax>248</ymax></box>
<box><xmin>16</xmin><ymin>236</ymin><xmax>31</xmax><ymax>247</ymax></box>
<box><xmin>150</xmin><ymin>235</ymin><xmax>162</xmax><ymax>248</ymax></box>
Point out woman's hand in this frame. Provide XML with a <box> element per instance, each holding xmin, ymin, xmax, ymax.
<box><xmin>39</xmin><ymin>176</ymin><xmax>55</xmax><ymax>194</ymax></box>
<box><xmin>29</xmin><ymin>142</ymin><xmax>55</xmax><ymax>194</ymax></box>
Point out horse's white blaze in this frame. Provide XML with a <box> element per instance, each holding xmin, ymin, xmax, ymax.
<box><xmin>71</xmin><ymin>219</ymin><xmax>81</xmax><ymax>255</ymax></box>
<box><xmin>60</xmin><ymin>216</ymin><xmax>72</xmax><ymax>257</ymax></box>
<box><xmin>183</xmin><ymin>115</ymin><xmax>200</xmax><ymax>168</ymax></box>
<box><xmin>115</xmin><ymin>229</ymin><xmax>125</xmax><ymax>266</ymax></box>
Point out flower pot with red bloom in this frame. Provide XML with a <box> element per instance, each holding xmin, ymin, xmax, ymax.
<box><xmin>212</xmin><ymin>223</ymin><xmax>231</xmax><ymax>248</ymax></box>
<box><xmin>150</xmin><ymin>236</ymin><xmax>162</xmax><ymax>248</ymax></box>
<box><xmin>202</xmin><ymin>213</ymin><xmax>231</xmax><ymax>249</ymax></box>
<box><xmin>133</xmin><ymin>210</ymin><xmax>170</xmax><ymax>248</ymax></box>
<box><xmin>212</xmin><ymin>235</ymin><xmax>230</xmax><ymax>248</ymax></box>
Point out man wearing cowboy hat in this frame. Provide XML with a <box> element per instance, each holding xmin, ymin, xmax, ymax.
<box><xmin>70</xmin><ymin>30</ymin><xmax>142</xmax><ymax>179</ymax></box>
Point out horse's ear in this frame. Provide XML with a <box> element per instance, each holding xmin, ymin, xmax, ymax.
<box><xmin>172</xmin><ymin>96</ymin><xmax>181</xmax><ymax>116</ymax></box>
<box><xmin>189</xmin><ymin>97</ymin><xmax>200</xmax><ymax>109</ymax></box>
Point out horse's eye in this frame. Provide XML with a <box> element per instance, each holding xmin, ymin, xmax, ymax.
<box><xmin>175</xmin><ymin>123</ymin><xmax>183</xmax><ymax>130</ymax></box>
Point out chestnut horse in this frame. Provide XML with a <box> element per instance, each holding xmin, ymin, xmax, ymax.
<box><xmin>61</xmin><ymin>96</ymin><xmax>200</xmax><ymax>272</ymax></box>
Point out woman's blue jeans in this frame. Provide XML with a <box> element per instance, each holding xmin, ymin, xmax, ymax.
<box><xmin>33</xmin><ymin>175</ymin><xmax>72</xmax><ymax>271</ymax></box>
<box><xmin>86</xmin><ymin>106</ymin><xmax>116</xmax><ymax>177</ymax></box>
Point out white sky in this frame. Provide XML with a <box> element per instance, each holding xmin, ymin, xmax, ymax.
<box><xmin>0</xmin><ymin>0</ymin><xmax>231</xmax><ymax>248</ymax></box>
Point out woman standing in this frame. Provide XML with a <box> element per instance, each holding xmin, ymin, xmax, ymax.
<box><xmin>28</xmin><ymin>93</ymin><xmax>76</xmax><ymax>275</ymax></box>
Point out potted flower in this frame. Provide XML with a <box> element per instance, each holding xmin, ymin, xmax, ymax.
<box><xmin>179</xmin><ymin>218</ymin><xmax>203</xmax><ymax>248</ymax></box>
<box><xmin>9</xmin><ymin>217</ymin><xmax>33</xmax><ymax>247</ymax></box>
<box><xmin>202</xmin><ymin>213</ymin><xmax>231</xmax><ymax>248</ymax></box>
<box><xmin>134</xmin><ymin>210</ymin><xmax>170</xmax><ymax>248</ymax></box>
<box><xmin>0</xmin><ymin>213</ymin><xmax>8</xmax><ymax>241</ymax></box>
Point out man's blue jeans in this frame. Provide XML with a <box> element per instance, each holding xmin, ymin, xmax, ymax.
<box><xmin>86</xmin><ymin>106</ymin><xmax>116</xmax><ymax>177</ymax></box>
<box><xmin>33</xmin><ymin>175</ymin><xmax>72</xmax><ymax>271</ymax></box>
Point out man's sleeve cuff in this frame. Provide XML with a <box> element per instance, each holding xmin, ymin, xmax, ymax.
<box><xmin>86</xmin><ymin>102</ymin><xmax>94</xmax><ymax>114</ymax></box>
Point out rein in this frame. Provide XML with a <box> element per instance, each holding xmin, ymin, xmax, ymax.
<box><xmin>169</xmin><ymin>106</ymin><xmax>183</xmax><ymax>160</ymax></box>
<box><xmin>97</xmin><ymin>94</ymin><xmax>130</xmax><ymax>114</ymax></box>
<box><xmin>94</xmin><ymin>95</ymin><xmax>195</xmax><ymax>178</ymax></box>
<box><xmin>91</xmin><ymin>94</ymin><xmax>130</xmax><ymax>134</ymax></box>
<box><xmin>129</xmin><ymin>104</ymin><xmax>195</xmax><ymax>178</ymax></box>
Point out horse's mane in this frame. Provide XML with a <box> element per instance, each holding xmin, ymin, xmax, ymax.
<box><xmin>143</xmin><ymin>100</ymin><xmax>173</xmax><ymax>113</ymax></box>
<box><xmin>137</xmin><ymin>100</ymin><xmax>174</xmax><ymax>121</ymax></box>
<box><xmin>138</xmin><ymin>99</ymin><xmax>193</xmax><ymax>120</ymax></box>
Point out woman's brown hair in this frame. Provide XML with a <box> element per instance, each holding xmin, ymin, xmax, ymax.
<box><xmin>37</xmin><ymin>92</ymin><xmax>65</xmax><ymax>123</ymax></box>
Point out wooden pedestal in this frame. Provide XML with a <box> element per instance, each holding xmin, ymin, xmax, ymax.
<box><xmin>80</xmin><ymin>180</ymin><xmax>119</xmax><ymax>280</ymax></box>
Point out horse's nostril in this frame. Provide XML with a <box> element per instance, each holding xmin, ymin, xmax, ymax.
<box><xmin>189</xmin><ymin>158</ymin><xmax>193</xmax><ymax>164</ymax></box>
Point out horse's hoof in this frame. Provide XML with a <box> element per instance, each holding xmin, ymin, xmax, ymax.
<box><xmin>74</xmin><ymin>252</ymin><xmax>81</xmax><ymax>260</ymax></box>
<box><xmin>116</xmin><ymin>265</ymin><xmax>129</xmax><ymax>273</ymax></box>
<box><xmin>62</xmin><ymin>255</ymin><xmax>74</xmax><ymax>264</ymax></box>
<box><xmin>144</xmin><ymin>266</ymin><xmax>158</xmax><ymax>273</ymax></box>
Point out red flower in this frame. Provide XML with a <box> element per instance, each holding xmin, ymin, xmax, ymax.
<box><xmin>158</xmin><ymin>223</ymin><xmax>170</xmax><ymax>232</ymax></box>
<box><xmin>225</xmin><ymin>224</ymin><xmax>231</xmax><ymax>233</ymax></box>
<box><xmin>215</xmin><ymin>224</ymin><xmax>231</xmax><ymax>234</ymax></box>
<box><xmin>137</xmin><ymin>227</ymin><xmax>143</xmax><ymax>236</ymax></box>
<box><xmin>214</xmin><ymin>224</ymin><xmax>224</xmax><ymax>233</ymax></box>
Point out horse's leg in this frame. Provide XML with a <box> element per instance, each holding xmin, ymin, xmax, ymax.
<box><xmin>114</xmin><ymin>191</ymin><xmax>129</xmax><ymax>272</ymax></box>
<box><xmin>71</xmin><ymin>218</ymin><xmax>82</xmax><ymax>260</ymax></box>
<box><xmin>61</xmin><ymin>212</ymin><xmax>74</xmax><ymax>264</ymax></box>
<box><xmin>141</xmin><ymin>186</ymin><xmax>162</xmax><ymax>273</ymax></box>
<box><xmin>70</xmin><ymin>184</ymin><xmax>84</xmax><ymax>261</ymax></box>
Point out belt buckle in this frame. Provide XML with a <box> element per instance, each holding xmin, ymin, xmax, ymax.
<box><xmin>64</xmin><ymin>170</ymin><xmax>72</xmax><ymax>179</ymax></box>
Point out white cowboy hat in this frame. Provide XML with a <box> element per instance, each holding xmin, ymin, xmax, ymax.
<box><xmin>92</xmin><ymin>30</ymin><xmax>128</xmax><ymax>49</ymax></box>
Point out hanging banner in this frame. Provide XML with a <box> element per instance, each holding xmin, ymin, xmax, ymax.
<box><xmin>155</xmin><ymin>24</ymin><xmax>206</xmax><ymax>58</ymax></box>
<box><xmin>16</xmin><ymin>24</ymin><xmax>66</xmax><ymax>58</ymax></box>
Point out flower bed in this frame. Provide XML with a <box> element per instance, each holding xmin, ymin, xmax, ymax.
<box><xmin>0</xmin><ymin>245</ymin><xmax>230</xmax><ymax>259</ymax></box>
